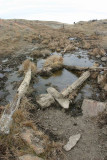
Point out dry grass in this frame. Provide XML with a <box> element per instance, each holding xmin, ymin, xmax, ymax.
<box><xmin>64</xmin><ymin>44</ymin><xmax>76</xmax><ymax>52</ymax></box>
<box><xmin>44</xmin><ymin>141</ymin><xmax>66</xmax><ymax>160</ymax></box>
<box><xmin>88</xmin><ymin>48</ymin><xmax>106</xmax><ymax>56</ymax></box>
<box><xmin>31</xmin><ymin>49</ymin><xmax>50</xmax><ymax>58</ymax></box>
<box><xmin>48</xmin><ymin>41</ymin><xmax>59</xmax><ymax>51</ymax></box>
<box><xmin>0</xmin><ymin>97</ymin><xmax>35</xmax><ymax>159</ymax></box>
<box><xmin>0</xmin><ymin>19</ymin><xmax>107</xmax><ymax>58</ymax></box>
<box><xmin>22</xmin><ymin>59</ymin><xmax>37</xmax><ymax>73</ymax></box>
<box><xmin>40</xmin><ymin>49</ymin><xmax>51</xmax><ymax>57</ymax></box>
<box><xmin>101</xmin><ymin>36</ymin><xmax>107</xmax><ymax>49</ymax></box>
<box><xmin>0</xmin><ymin>97</ymin><xmax>65</xmax><ymax>160</ymax></box>
<box><xmin>44</xmin><ymin>55</ymin><xmax>63</xmax><ymax>69</ymax></box>
<box><xmin>0</xmin><ymin>97</ymin><xmax>50</xmax><ymax>159</ymax></box>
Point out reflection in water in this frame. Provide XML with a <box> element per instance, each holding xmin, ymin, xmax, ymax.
<box><xmin>75</xmin><ymin>84</ymin><xmax>93</xmax><ymax>102</ymax></box>
<box><xmin>53</xmin><ymin>70</ymin><xmax>63</xmax><ymax>77</ymax></box>
<box><xmin>6</xmin><ymin>71</ymin><xmax>23</xmax><ymax>102</ymax></box>
<box><xmin>33</xmin><ymin>50</ymin><xmax>99</xmax><ymax>100</ymax></box>
<box><xmin>26</xmin><ymin>56</ymin><xmax>34</xmax><ymax>61</ymax></box>
<box><xmin>37</xmin><ymin>49</ymin><xmax>97</xmax><ymax>69</ymax></box>
<box><xmin>33</xmin><ymin>69</ymin><xmax>78</xmax><ymax>95</ymax></box>
<box><xmin>2</xmin><ymin>58</ymin><xmax>8</xmax><ymax>63</ymax></box>
<box><xmin>63</xmin><ymin>50</ymin><xmax>95</xmax><ymax>67</ymax></box>
<box><xmin>37</xmin><ymin>59</ymin><xmax>45</xmax><ymax>68</ymax></box>
<box><xmin>52</xmin><ymin>49</ymin><xmax>97</xmax><ymax>67</ymax></box>
<box><xmin>4</xmin><ymin>49</ymin><xmax>100</xmax><ymax>104</ymax></box>
<box><xmin>69</xmin><ymin>37</ymin><xmax>77</xmax><ymax>41</ymax></box>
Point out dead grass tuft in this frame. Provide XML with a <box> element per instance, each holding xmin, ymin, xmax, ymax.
<box><xmin>31</xmin><ymin>49</ymin><xmax>50</xmax><ymax>58</ymax></box>
<box><xmin>0</xmin><ymin>97</ymin><xmax>36</xmax><ymax>159</ymax></box>
<box><xmin>22</xmin><ymin>59</ymin><xmax>37</xmax><ymax>73</ymax></box>
<box><xmin>22</xmin><ymin>59</ymin><xmax>30</xmax><ymax>72</ymax></box>
<box><xmin>44</xmin><ymin>55</ymin><xmax>63</xmax><ymax>69</ymax></box>
<box><xmin>45</xmin><ymin>141</ymin><xmax>66</xmax><ymax>160</ymax></box>
<box><xmin>0</xmin><ymin>97</ymin><xmax>65</xmax><ymax>160</ymax></box>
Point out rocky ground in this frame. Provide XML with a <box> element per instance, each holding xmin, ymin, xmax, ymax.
<box><xmin>0</xmin><ymin>19</ymin><xmax>107</xmax><ymax>160</ymax></box>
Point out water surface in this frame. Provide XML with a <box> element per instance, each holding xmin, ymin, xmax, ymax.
<box><xmin>33</xmin><ymin>69</ymin><xmax>78</xmax><ymax>95</ymax></box>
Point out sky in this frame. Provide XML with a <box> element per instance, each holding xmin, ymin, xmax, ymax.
<box><xmin>0</xmin><ymin>0</ymin><xmax>106</xmax><ymax>24</ymax></box>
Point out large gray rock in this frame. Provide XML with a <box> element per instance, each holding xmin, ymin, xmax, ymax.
<box><xmin>82</xmin><ymin>99</ymin><xmax>107</xmax><ymax>117</ymax></box>
<box><xmin>19</xmin><ymin>154</ymin><xmax>44</xmax><ymax>160</ymax></box>
<box><xmin>47</xmin><ymin>87</ymin><xmax>70</xmax><ymax>109</ymax></box>
<box><xmin>63</xmin><ymin>134</ymin><xmax>81</xmax><ymax>151</ymax></box>
<box><xmin>36</xmin><ymin>94</ymin><xmax>55</xmax><ymax>108</ymax></box>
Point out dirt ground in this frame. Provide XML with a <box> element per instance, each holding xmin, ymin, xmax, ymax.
<box><xmin>34</xmin><ymin>106</ymin><xmax>107</xmax><ymax>160</ymax></box>
<box><xmin>0</xmin><ymin>19</ymin><xmax>107</xmax><ymax>160</ymax></box>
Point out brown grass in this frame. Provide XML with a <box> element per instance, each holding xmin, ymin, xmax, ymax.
<box><xmin>0</xmin><ymin>97</ymin><xmax>35</xmax><ymax>159</ymax></box>
<box><xmin>0</xmin><ymin>97</ymin><xmax>65</xmax><ymax>160</ymax></box>
<box><xmin>31</xmin><ymin>49</ymin><xmax>50</xmax><ymax>58</ymax></box>
<box><xmin>0</xmin><ymin>19</ymin><xmax>107</xmax><ymax>58</ymax></box>
<box><xmin>22</xmin><ymin>59</ymin><xmax>37</xmax><ymax>73</ymax></box>
<box><xmin>44</xmin><ymin>55</ymin><xmax>63</xmax><ymax>69</ymax></box>
<box><xmin>45</xmin><ymin>141</ymin><xmax>66</xmax><ymax>160</ymax></box>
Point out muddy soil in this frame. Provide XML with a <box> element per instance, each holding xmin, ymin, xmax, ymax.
<box><xmin>0</xmin><ymin>19</ymin><xmax>107</xmax><ymax>160</ymax></box>
<box><xmin>0</xmin><ymin>45</ymin><xmax>107</xmax><ymax>160</ymax></box>
<box><xmin>35</xmin><ymin>109</ymin><xmax>107</xmax><ymax>160</ymax></box>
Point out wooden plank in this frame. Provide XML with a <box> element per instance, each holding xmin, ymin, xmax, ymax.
<box><xmin>62</xmin><ymin>71</ymin><xmax>90</xmax><ymax>97</ymax></box>
<box><xmin>0</xmin><ymin>60</ymin><xmax>34</xmax><ymax>134</ymax></box>
<box><xmin>64</xmin><ymin>65</ymin><xmax>107</xmax><ymax>71</ymax></box>
<box><xmin>47</xmin><ymin>87</ymin><xmax>70</xmax><ymax>109</ymax></box>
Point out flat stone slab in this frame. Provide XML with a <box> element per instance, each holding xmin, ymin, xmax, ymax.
<box><xmin>55</xmin><ymin>98</ymin><xmax>70</xmax><ymax>109</ymax></box>
<box><xmin>63</xmin><ymin>134</ymin><xmax>81</xmax><ymax>151</ymax></box>
<box><xmin>19</xmin><ymin>154</ymin><xmax>44</xmax><ymax>160</ymax></box>
<box><xmin>82</xmin><ymin>99</ymin><xmax>107</xmax><ymax>117</ymax></box>
<box><xmin>20</xmin><ymin>128</ymin><xmax>45</xmax><ymax>155</ymax></box>
<box><xmin>47</xmin><ymin>87</ymin><xmax>70</xmax><ymax>109</ymax></box>
<box><xmin>36</xmin><ymin>94</ymin><xmax>55</xmax><ymax>108</ymax></box>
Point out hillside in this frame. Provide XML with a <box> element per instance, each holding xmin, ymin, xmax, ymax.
<box><xmin>0</xmin><ymin>19</ymin><xmax>107</xmax><ymax>160</ymax></box>
<box><xmin>0</xmin><ymin>19</ymin><xmax>107</xmax><ymax>57</ymax></box>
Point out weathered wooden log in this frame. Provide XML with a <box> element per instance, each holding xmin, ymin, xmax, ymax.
<box><xmin>47</xmin><ymin>87</ymin><xmax>70</xmax><ymax>109</ymax></box>
<box><xmin>17</xmin><ymin>68</ymin><xmax>31</xmax><ymax>97</ymax></box>
<box><xmin>64</xmin><ymin>65</ymin><xmax>107</xmax><ymax>72</ymax></box>
<box><xmin>0</xmin><ymin>60</ymin><xmax>35</xmax><ymax>134</ymax></box>
<box><xmin>62</xmin><ymin>71</ymin><xmax>90</xmax><ymax>97</ymax></box>
<box><xmin>0</xmin><ymin>96</ymin><xmax>21</xmax><ymax>134</ymax></box>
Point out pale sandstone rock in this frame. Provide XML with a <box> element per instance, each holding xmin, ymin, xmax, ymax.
<box><xmin>63</xmin><ymin>134</ymin><xmax>81</xmax><ymax>151</ymax></box>
<box><xmin>82</xmin><ymin>99</ymin><xmax>107</xmax><ymax>117</ymax></box>
<box><xmin>19</xmin><ymin>154</ymin><xmax>44</xmax><ymax>160</ymax></box>
<box><xmin>20</xmin><ymin>128</ymin><xmax>45</xmax><ymax>155</ymax></box>
<box><xmin>36</xmin><ymin>94</ymin><xmax>55</xmax><ymax>108</ymax></box>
